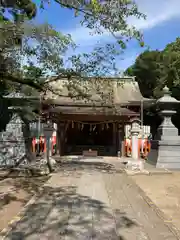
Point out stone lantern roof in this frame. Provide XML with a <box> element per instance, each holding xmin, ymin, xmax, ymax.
<box><xmin>157</xmin><ymin>86</ymin><xmax>180</xmax><ymax>104</ymax></box>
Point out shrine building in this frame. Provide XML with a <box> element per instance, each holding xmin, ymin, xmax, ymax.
<box><xmin>42</xmin><ymin>76</ymin><xmax>152</xmax><ymax>157</ymax></box>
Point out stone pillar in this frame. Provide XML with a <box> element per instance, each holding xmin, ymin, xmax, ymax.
<box><xmin>130</xmin><ymin>120</ymin><xmax>141</xmax><ymax>160</ymax></box>
<box><xmin>43</xmin><ymin>121</ymin><xmax>56</xmax><ymax>166</ymax></box>
<box><xmin>126</xmin><ymin>119</ymin><xmax>144</xmax><ymax>171</ymax></box>
<box><xmin>156</xmin><ymin>86</ymin><xmax>180</xmax><ymax>169</ymax></box>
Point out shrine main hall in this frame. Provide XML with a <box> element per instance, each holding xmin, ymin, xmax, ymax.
<box><xmin>43</xmin><ymin>76</ymin><xmax>152</xmax><ymax>157</ymax></box>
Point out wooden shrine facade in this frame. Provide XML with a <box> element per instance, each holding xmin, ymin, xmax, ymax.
<box><xmin>55</xmin><ymin>113</ymin><xmax>138</xmax><ymax>156</ymax></box>
<box><xmin>43</xmin><ymin>76</ymin><xmax>152</xmax><ymax>156</ymax></box>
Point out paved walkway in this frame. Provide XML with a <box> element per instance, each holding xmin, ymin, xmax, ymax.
<box><xmin>2</xmin><ymin>158</ymin><xmax>179</xmax><ymax>239</ymax></box>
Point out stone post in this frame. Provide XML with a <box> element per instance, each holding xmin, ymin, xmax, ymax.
<box><xmin>156</xmin><ymin>86</ymin><xmax>180</xmax><ymax>168</ymax></box>
<box><xmin>126</xmin><ymin>119</ymin><xmax>144</xmax><ymax>171</ymax></box>
<box><xmin>43</xmin><ymin>121</ymin><xmax>56</xmax><ymax>166</ymax></box>
<box><xmin>131</xmin><ymin>119</ymin><xmax>141</xmax><ymax>160</ymax></box>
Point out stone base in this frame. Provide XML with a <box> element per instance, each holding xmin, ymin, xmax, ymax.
<box><xmin>40</xmin><ymin>157</ymin><xmax>56</xmax><ymax>166</ymax></box>
<box><xmin>125</xmin><ymin>169</ymin><xmax>149</xmax><ymax>175</ymax></box>
<box><xmin>156</xmin><ymin>139</ymin><xmax>180</xmax><ymax>169</ymax></box>
<box><xmin>126</xmin><ymin>158</ymin><xmax>145</xmax><ymax>171</ymax></box>
<box><xmin>118</xmin><ymin>157</ymin><xmax>128</xmax><ymax>163</ymax></box>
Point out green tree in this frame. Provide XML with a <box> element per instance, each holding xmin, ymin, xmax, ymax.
<box><xmin>126</xmin><ymin>39</ymin><xmax>180</xmax><ymax>100</ymax></box>
<box><xmin>0</xmin><ymin>0</ymin><xmax>146</xmax><ymax>100</ymax></box>
<box><xmin>0</xmin><ymin>0</ymin><xmax>147</xmax><ymax>89</ymax></box>
<box><xmin>125</xmin><ymin>38</ymin><xmax>180</xmax><ymax>134</ymax></box>
<box><xmin>125</xmin><ymin>50</ymin><xmax>164</xmax><ymax>99</ymax></box>
<box><xmin>163</xmin><ymin>38</ymin><xmax>180</xmax><ymax>99</ymax></box>
<box><xmin>0</xmin><ymin>0</ymin><xmax>146</xmax><ymax>171</ymax></box>
<box><xmin>0</xmin><ymin>0</ymin><xmax>36</xmax><ymax>21</ymax></box>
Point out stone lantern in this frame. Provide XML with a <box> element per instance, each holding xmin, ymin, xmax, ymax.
<box><xmin>157</xmin><ymin>86</ymin><xmax>180</xmax><ymax>139</ymax></box>
<box><xmin>156</xmin><ymin>86</ymin><xmax>180</xmax><ymax>168</ymax></box>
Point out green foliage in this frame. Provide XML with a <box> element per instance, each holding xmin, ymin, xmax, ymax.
<box><xmin>0</xmin><ymin>0</ymin><xmax>37</xmax><ymax>22</ymax></box>
<box><xmin>0</xmin><ymin>0</ymin><xmax>147</xmax><ymax>131</ymax></box>
<box><xmin>1</xmin><ymin>0</ymin><xmax>146</xmax><ymax>95</ymax></box>
<box><xmin>69</xmin><ymin>44</ymin><xmax>120</xmax><ymax>77</ymax></box>
<box><xmin>125</xmin><ymin>38</ymin><xmax>180</xmax><ymax>99</ymax></box>
<box><xmin>125</xmin><ymin>50</ymin><xmax>164</xmax><ymax>98</ymax></box>
<box><xmin>125</xmin><ymin>37</ymin><xmax>180</xmax><ymax>131</ymax></box>
<box><xmin>53</xmin><ymin>0</ymin><xmax>145</xmax><ymax>49</ymax></box>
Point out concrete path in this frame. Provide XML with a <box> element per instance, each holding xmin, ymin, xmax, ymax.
<box><xmin>2</xmin><ymin>158</ymin><xmax>179</xmax><ymax>240</ymax></box>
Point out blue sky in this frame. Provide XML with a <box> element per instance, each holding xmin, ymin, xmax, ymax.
<box><xmin>33</xmin><ymin>0</ymin><xmax>180</xmax><ymax>72</ymax></box>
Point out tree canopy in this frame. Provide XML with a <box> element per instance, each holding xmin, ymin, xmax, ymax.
<box><xmin>0</xmin><ymin>0</ymin><xmax>147</xmax><ymax>123</ymax></box>
<box><xmin>53</xmin><ymin>0</ymin><xmax>145</xmax><ymax>47</ymax></box>
<box><xmin>125</xmin><ymin>37</ymin><xmax>180</xmax><ymax>132</ymax></box>
<box><xmin>125</xmin><ymin>37</ymin><xmax>180</xmax><ymax>100</ymax></box>
<box><xmin>0</xmin><ymin>0</ymin><xmax>146</xmax><ymax>128</ymax></box>
<box><xmin>0</xmin><ymin>0</ymin><xmax>36</xmax><ymax>21</ymax></box>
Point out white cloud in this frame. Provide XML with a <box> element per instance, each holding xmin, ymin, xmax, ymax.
<box><xmin>130</xmin><ymin>0</ymin><xmax>180</xmax><ymax>30</ymax></box>
<box><xmin>66</xmin><ymin>0</ymin><xmax>180</xmax><ymax>46</ymax></box>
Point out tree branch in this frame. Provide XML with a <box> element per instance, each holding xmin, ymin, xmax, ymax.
<box><xmin>1</xmin><ymin>73</ymin><xmax>43</xmax><ymax>91</ymax></box>
<box><xmin>55</xmin><ymin>0</ymin><xmax>94</xmax><ymax>17</ymax></box>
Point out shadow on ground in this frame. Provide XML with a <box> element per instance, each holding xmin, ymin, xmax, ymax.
<box><xmin>55</xmin><ymin>160</ymin><xmax>124</xmax><ymax>174</ymax></box>
<box><xmin>2</xmin><ymin>186</ymin><xmax>138</xmax><ymax>240</ymax></box>
<box><xmin>0</xmin><ymin>176</ymin><xmax>50</xmax><ymax>209</ymax></box>
<box><xmin>13</xmin><ymin>176</ymin><xmax>50</xmax><ymax>194</ymax></box>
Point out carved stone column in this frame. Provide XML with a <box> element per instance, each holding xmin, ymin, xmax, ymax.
<box><xmin>126</xmin><ymin>118</ymin><xmax>145</xmax><ymax>171</ymax></box>
<box><xmin>130</xmin><ymin>119</ymin><xmax>141</xmax><ymax>160</ymax></box>
<box><xmin>43</xmin><ymin>121</ymin><xmax>56</xmax><ymax>168</ymax></box>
